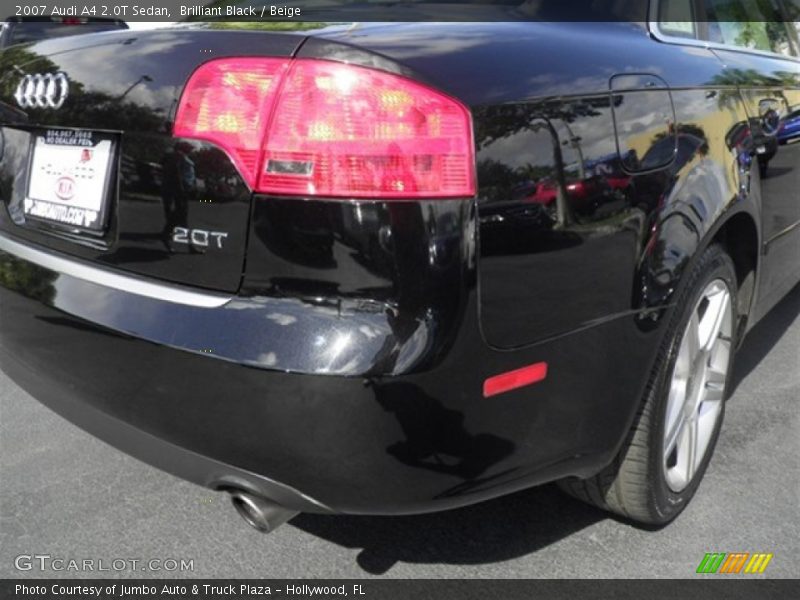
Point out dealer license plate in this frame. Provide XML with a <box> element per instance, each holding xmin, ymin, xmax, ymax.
<box><xmin>24</xmin><ymin>129</ymin><xmax>114</xmax><ymax>231</ymax></box>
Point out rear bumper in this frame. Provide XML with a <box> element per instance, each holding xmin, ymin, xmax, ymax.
<box><xmin>1</xmin><ymin>344</ymin><xmax>333</xmax><ymax>513</ymax></box>
<box><xmin>0</xmin><ymin>233</ymin><xmax>660</xmax><ymax>514</ymax></box>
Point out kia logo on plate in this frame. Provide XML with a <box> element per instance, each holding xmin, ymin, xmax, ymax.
<box><xmin>14</xmin><ymin>72</ymin><xmax>70</xmax><ymax>109</ymax></box>
<box><xmin>56</xmin><ymin>176</ymin><xmax>75</xmax><ymax>200</ymax></box>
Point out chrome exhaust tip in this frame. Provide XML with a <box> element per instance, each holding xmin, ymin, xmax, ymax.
<box><xmin>228</xmin><ymin>490</ymin><xmax>299</xmax><ymax>533</ymax></box>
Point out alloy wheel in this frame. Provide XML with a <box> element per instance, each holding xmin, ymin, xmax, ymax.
<box><xmin>663</xmin><ymin>279</ymin><xmax>733</xmax><ymax>492</ymax></box>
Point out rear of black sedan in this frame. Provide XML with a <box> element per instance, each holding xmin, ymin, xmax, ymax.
<box><xmin>1</xmin><ymin>13</ymin><xmax>798</xmax><ymax>530</ymax></box>
<box><xmin>0</xmin><ymin>17</ymin><xmax>128</xmax><ymax>49</ymax></box>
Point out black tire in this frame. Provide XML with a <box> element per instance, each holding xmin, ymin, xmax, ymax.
<box><xmin>559</xmin><ymin>244</ymin><xmax>738</xmax><ymax>525</ymax></box>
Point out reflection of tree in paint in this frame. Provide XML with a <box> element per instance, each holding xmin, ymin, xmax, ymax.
<box><xmin>474</xmin><ymin>99</ymin><xmax>610</xmax><ymax>228</ymax></box>
<box><xmin>709</xmin><ymin>69</ymin><xmax>799</xmax><ymax>113</ymax></box>
<box><xmin>649</xmin><ymin>123</ymin><xmax>710</xmax><ymax>164</ymax></box>
<box><xmin>0</xmin><ymin>255</ymin><xmax>56</xmax><ymax>304</ymax></box>
<box><xmin>704</xmin><ymin>0</ymin><xmax>793</xmax><ymax>54</ymax></box>
<box><xmin>0</xmin><ymin>44</ymin><xmax>163</xmax><ymax>159</ymax></box>
<box><xmin>474</xmin><ymin>99</ymin><xmax>603</xmax><ymax>151</ymax></box>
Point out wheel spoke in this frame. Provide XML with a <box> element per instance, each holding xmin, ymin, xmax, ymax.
<box><xmin>703</xmin><ymin>384</ymin><xmax>725</xmax><ymax>404</ymax></box>
<box><xmin>699</xmin><ymin>287</ymin><xmax>730</xmax><ymax>352</ymax></box>
<box><xmin>664</xmin><ymin>410</ymin><xmax>687</xmax><ymax>457</ymax></box>
<box><xmin>704</xmin><ymin>367</ymin><xmax>727</xmax><ymax>404</ymax></box>
<box><xmin>685</xmin><ymin>416</ymin><xmax>700</xmax><ymax>482</ymax></box>
<box><xmin>705</xmin><ymin>365</ymin><xmax>727</xmax><ymax>387</ymax></box>
<box><xmin>665</xmin><ymin>325</ymin><xmax>693</xmax><ymax>452</ymax></box>
<box><xmin>686</xmin><ymin>311</ymin><xmax>702</xmax><ymax>363</ymax></box>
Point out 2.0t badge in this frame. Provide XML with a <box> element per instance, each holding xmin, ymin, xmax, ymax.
<box><xmin>172</xmin><ymin>227</ymin><xmax>229</xmax><ymax>249</ymax></box>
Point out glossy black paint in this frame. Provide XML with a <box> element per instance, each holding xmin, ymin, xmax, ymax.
<box><xmin>0</xmin><ymin>18</ymin><xmax>128</xmax><ymax>50</ymax></box>
<box><xmin>0</xmin><ymin>253</ymin><xmax>655</xmax><ymax>513</ymax></box>
<box><xmin>302</xmin><ymin>20</ymin><xmax>799</xmax><ymax>345</ymax></box>
<box><xmin>710</xmin><ymin>48</ymin><xmax>800</xmax><ymax>320</ymax></box>
<box><xmin>0</xmin><ymin>31</ymin><xmax>302</xmax><ymax>291</ymax></box>
<box><xmin>0</xmin><ymin>20</ymin><xmax>798</xmax><ymax>515</ymax></box>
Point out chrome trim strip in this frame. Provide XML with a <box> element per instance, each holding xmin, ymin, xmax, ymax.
<box><xmin>0</xmin><ymin>233</ymin><xmax>231</xmax><ymax>308</ymax></box>
<box><xmin>647</xmin><ymin>1</ymin><xmax>800</xmax><ymax>63</ymax></box>
<box><xmin>764</xmin><ymin>219</ymin><xmax>800</xmax><ymax>250</ymax></box>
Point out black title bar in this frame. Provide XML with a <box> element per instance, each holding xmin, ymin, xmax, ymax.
<box><xmin>3</xmin><ymin>0</ymin><xmax>799</xmax><ymax>22</ymax></box>
<box><xmin>3</xmin><ymin>579</ymin><xmax>800</xmax><ymax>600</ymax></box>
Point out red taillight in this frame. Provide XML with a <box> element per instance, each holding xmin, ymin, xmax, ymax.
<box><xmin>174</xmin><ymin>58</ymin><xmax>475</xmax><ymax>199</ymax></box>
<box><xmin>174</xmin><ymin>58</ymin><xmax>288</xmax><ymax>188</ymax></box>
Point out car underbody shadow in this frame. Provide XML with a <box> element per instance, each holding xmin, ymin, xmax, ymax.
<box><xmin>291</xmin><ymin>285</ymin><xmax>799</xmax><ymax>575</ymax></box>
<box><xmin>730</xmin><ymin>283</ymin><xmax>800</xmax><ymax>393</ymax></box>
<box><xmin>290</xmin><ymin>484</ymin><xmax>607</xmax><ymax>575</ymax></box>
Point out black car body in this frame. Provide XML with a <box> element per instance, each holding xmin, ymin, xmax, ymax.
<box><xmin>0</xmin><ymin>17</ymin><xmax>128</xmax><ymax>49</ymax></box>
<box><xmin>1</xmin><ymin>2</ymin><xmax>799</xmax><ymax>526</ymax></box>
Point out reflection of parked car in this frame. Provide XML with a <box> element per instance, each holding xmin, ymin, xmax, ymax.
<box><xmin>526</xmin><ymin>175</ymin><xmax>617</xmax><ymax>215</ymax></box>
<box><xmin>586</xmin><ymin>153</ymin><xmax>631</xmax><ymax>184</ymax></box>
<box><xmin>0</xmin><ymin>17</ymin><xmax>127</xmax><ymax>49</ymax></box>
<box><xmin>527</xmin><ymin>178</ymin><xmax>558</xmax><ymax>205</ymax></box>
<box><xmin>510</xmin><ymin>180</ymin><xmax>539</xmax><ymax>200</ymax></box>
<box><xmin>777</xmin><ymin>108</ymin><xmax>800</xmax><ymax>144</ymax></box>
<box><xmin>563</xmin><ymin>176</ymin><xmax>612</xmax><ymax>213</ymax></box>
<box><xmin>479</xmin><ymin>198</ymin><xmax>585</xmax><ymax>257</ymax></box>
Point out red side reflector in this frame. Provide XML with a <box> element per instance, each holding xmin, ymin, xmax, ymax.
<box><xmin>483</xmin><ymin>362</ymin><xmax>548</xmax><ymax>398</ymax></box>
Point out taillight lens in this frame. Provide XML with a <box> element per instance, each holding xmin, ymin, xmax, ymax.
<box><xmin>174</xmin><ymin>58</ymin><xmax>475</xmax><ymax>199</ymax></box>
<box><xmin>174</xmin><ymin>58</ymin><xmax>288</xmax><ymax>188</ymax></box>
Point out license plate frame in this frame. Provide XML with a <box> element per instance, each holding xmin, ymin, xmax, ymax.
<box><xmin>24</xmin><ymin>128</ymin><xmax>116</xmax><ymax>233</ymax></box>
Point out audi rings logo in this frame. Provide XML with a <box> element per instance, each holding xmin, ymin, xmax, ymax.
<box><xmin>14</xmin><ymin>73</ymin><xmax>70</xmax><ymax>109</ymax></box>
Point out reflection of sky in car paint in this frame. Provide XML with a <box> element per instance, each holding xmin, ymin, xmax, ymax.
<box><xmin>35</xmin><ymin>32</ymin><xmax>192</xmax><ymax>107</ymax></box>
<box><xmin>484</xmin><ymin>124</ymin><xmax>615</xmax><ymax>173</ymax></box>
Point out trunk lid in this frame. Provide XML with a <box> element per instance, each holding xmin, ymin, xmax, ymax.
<box><xmin>0</xmin><ymin>29</ymin><xmax>303</xmax><ymax>292</ymax></box>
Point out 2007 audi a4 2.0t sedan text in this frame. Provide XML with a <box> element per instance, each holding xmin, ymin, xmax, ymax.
<box><xmin>1</xmin><ymin>1</ymin><xmax>799</xmax><ymax>532</ymax></box>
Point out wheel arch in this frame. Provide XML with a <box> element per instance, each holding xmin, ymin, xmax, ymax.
<box><xmin>706</xmin><ymin>210</ymin><xmax>760</xmax><ymax>339</ymax></box>
<box><xmin>651</xmin><ymin>205</ymin><xmax>761</xmax><ymax>339</ymax></box>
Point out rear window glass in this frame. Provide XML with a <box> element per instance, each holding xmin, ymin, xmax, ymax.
<box><xmin>703</xmin><ymin>0</ymin><xmax>773</xmax><ymax>51</ymax></box>
<box><xmin>658</xmin><ymin>0</ymin><xmax>799</xmax><ymax>56</ymax></box>
<box><xmin>658</xmin><ymin>0</ymin><xmax>699</xmax><ymax>39</ymax></box>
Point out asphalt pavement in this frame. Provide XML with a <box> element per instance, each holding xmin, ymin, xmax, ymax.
<box><xmin>1</xmin><ymin>285</ymin><xmax>798</xmax><ymax>579</ymax></box>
